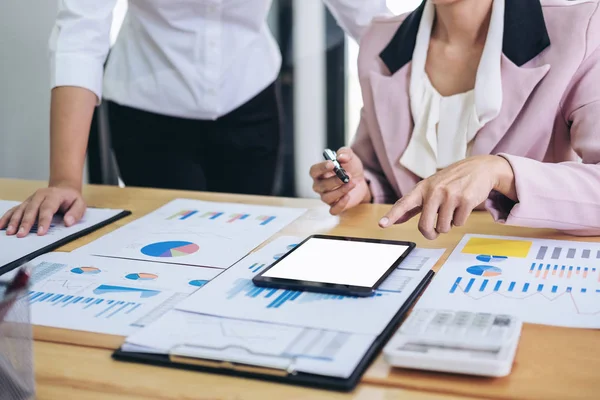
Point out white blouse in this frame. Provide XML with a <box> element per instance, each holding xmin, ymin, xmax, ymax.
<box><xmin>399</xmin><ymin>0</ymin><xmax>506</xmax><ymax>179</ymax></box>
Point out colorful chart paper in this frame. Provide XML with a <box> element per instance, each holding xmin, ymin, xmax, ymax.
<box><xmin>140</xmin><ymin>241</ymin><xmax>199</xmax><ymax>258</ymax></box>
<box><xmin>466</xmin><ymin>265</ymin><xmax>502</xmax><ymax>277</ymax></box>
<box><xmin>71</xmin><ymin>266</ymin><xmax>101</xmax><ymax>275</ymax></box>
<box><xmin>126</xmin><ymin>273</ymin><xmax>158</xmax><ymax>281</ymax></box>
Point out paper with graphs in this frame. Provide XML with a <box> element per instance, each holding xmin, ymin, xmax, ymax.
<box><xmin>75</xmin><ymin>199</ymin><xmax>306</xmax><ymax>269</ymax></box>
<box><xmin>416</xmin><ymin>234</ymin><xmax>600</xmax><ymax>328</ymax></box>
<box><xmin>23</xmin><ymin>252</ymin><xmax>221</xmax><ymax>335</ymax></box>
<box><xmin>176</xmin><ymin>236</ymin><xmax>444</xmax><ymax>335</ymax></box>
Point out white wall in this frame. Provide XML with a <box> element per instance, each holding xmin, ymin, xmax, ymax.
<box><xmin>0</xmin><ymin>1</ymin><xmax>58</xmax><ymax>181</ymax></box>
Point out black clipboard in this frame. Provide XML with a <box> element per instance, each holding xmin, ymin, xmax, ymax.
<box><xmin>0</xmin><ymin>209</ymin><xmax>131</xmax><ymax>276</ymax></box>
<box><xmin>112</xmin><ymin>270</ymin><xmax>434</xmax><ymax>392</ymax></box>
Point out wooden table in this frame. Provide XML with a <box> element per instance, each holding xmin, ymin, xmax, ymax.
<box><xmin>2</xmin><ymin>178</ymin><xmax>599</xmax><ymax>400</ymax></box>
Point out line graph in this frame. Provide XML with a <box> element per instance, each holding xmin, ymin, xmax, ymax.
<box><xmin>449</xmin><ymin>278</ymin><xmax>600</xmax><ymax>316</ymax></box>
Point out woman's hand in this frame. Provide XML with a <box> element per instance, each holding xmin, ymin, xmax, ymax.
<box><xmin>0</xmin><ymin>182</ymin><xmax>86</xmax><ymax>238</ymax></box>
<box><xmin>379</xmin><ymin>155</ymin><xmax>516</xmax><ymax>239</ymax></box>
<box><xmin>310</xmin><ymin>147</ymin><xmax>373</xmax><ymax>215</ymax></box>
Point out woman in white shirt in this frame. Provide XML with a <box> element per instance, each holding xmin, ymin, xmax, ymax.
<box><xmin>1</xmin><ymin>0</ymin><xmax>388</xmax><ymax>237</ymax></box>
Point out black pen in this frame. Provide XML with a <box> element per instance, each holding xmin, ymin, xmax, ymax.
<box><xmin>323</xmin><ymin>149</ymin><xmax>350</xmax><ymax>184</ymax></box>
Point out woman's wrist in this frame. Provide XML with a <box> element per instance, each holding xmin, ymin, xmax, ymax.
<box><xmin>491</xmin><ymin>155</ymin><xmax>518</xmax><ymax>202</ymax></box>
<box><xmin>49</xmin><ymin>176</ymin><xmax>82</xmax><ymax>192</ymax></box>
<box><xmin>361</xmin><ymin>179</ymin><xmax>374</xmax><ymax>204</ymax></box>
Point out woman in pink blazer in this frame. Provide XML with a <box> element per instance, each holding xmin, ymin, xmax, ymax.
<box><xmin>311</xmin><ymin>0</ymin><xmax>600</xmax><ymax>239</ymax></box>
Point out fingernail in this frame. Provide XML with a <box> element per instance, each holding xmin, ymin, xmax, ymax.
<box><xmin>37</xmin><ymin>226</ymin><xmax>45</xmax><ymax>235</ymax></box>
<box><xmin>18</xmin><ymin>227</ymin><xmax>25</xmax><ymax>235</ymax></box>
<box><xmin>65</xmin><ymin>216</ymin><xmax>74</xmax><ymax>226</ymax></box>
<box><xmin>6</xmin><ymin>225</ymin><xmax>13</xmax><ymax>233</ymax></box>
<box><xmin>379</xmin><ymin>217</ymin><xmax>390</xmax><ymax>227</ymax></box>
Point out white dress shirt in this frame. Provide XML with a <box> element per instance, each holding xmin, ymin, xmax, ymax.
<box><xmin>49</xmin><ymin>0</ymin><xmax>389</xmax><ymax>121</ymax></box>
<box><xmin>399</xmin><ymin>0</ymin><xmax>505</xmax><ymax>178</ymax></box>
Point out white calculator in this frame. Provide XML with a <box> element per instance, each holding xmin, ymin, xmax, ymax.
<box><xmin>383</xmin><ymin>309</ymin><xmax>522</xmax><ymax>377</ymax></box>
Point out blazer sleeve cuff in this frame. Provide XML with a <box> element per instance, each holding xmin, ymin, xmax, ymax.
<box><xmin>364</xmin><ymin>169</ymin><xmax>395</xmax><ymax>204</ymax></box>
<box><xmin>50</xmin><ymin>54</ymin><xmax>104</xmax><ymax>105</ymax></box>
<box><xmin>486</xmin><ymin>153</ymin><xmax>600</xmax><ymax>234</ymax></box>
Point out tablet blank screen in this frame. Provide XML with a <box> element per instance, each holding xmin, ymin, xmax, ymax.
<box><xmin>262</xmin><ymin>238</ymin><xmax>409</xmax><ymax>287</ymax></box>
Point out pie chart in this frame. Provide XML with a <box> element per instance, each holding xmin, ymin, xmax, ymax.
<box><xmin>126</xmin><ymin>273</ymin><xmax>158</xmax><ymax>281</ymax></box>
<box><xmin>71</xmin><ymin>266</ymin><xmax>101</xmax><ymax>275</ymax></box>
<box><xmin>467</xmin><ymin>265</ymin><xmax>502</xmax><ymax>277</ymax></box>
<box><xmin>476</xmin><ymin>255</ymin><xmax>508</xmax><ymax>263</ymax></box>
<box><xmin>188</xmin><ymin>279</ymin><xmax>209</xmax><ymax>287</ymax></box>
<box><xmin>141</xmin><ymin>241</ymin><xmax>199</xmax><ymax>258</ymax></box>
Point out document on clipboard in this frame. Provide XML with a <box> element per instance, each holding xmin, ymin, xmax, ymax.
<box><xmin>122</xmin><ymin>310</ymin><xmax>375</xmax><ymax>379</ymax></box>
<box><xmin>114</xmin><ymin>237</ymin><xmax>445</xmax><ymax>390</ymax></box>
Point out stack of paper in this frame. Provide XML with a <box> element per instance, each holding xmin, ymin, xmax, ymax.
<box><xmin>122</xmin><ymin>237</ymin><xmax>445</xmax><ymax>378</ymax></box>
<box><xmin>15</xmin><ymin>198</ymin><xmax>307</xmax><ymax>336</ymax></box>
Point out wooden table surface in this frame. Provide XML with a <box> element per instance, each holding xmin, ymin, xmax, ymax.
<box><xmin>2</xmin><ymin>178</ymin><xmax>599</xmax><ymax>400</ymax></box>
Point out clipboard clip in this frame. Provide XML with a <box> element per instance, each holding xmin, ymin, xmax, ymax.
<box><xmin>168</xmin><ymin>343</ymin><xmax>298</xmax><ymax>377</ymax></box>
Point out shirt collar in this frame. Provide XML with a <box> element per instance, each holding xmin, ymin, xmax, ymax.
<box><xmin>380</xmin><ymin>0</ymin><xmax>551</xmax><ymax>75</ymax></box>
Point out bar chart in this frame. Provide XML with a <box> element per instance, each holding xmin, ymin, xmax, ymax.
<box><xmin>28</xmin><ymin>290</ymin><xmax>142</xmax><ymax>319</ymax></box>
<box><xmin>534</xmin><ymin>245</ymin><xmax>600</xmax><ymax>261</ymax></box>
<box><xmin>167</xmin><ymin>210</ymin><xmax>198</xmax><ymax>220</ymax></box>
<box><xmin>528</xmin><ymin>263</ymin><xmax>599</xmax><ymax>281</ymax></box>
<box><xmin>449</xmin><ymin>277</ymin><xmax>600</xmax><ymax>297</ymax></box>
<box><xmin>226</xmin><ymin>279</ymin><xmax>384</xmax><ymax>309</ymax></box>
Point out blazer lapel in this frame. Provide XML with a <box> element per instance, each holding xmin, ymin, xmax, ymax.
<box><xmin>471</xmin><ymin>54</ymin><xmax>551</xmax><ymax>156</ymax></box>
<box><xmin>369</xmin><ymin>67</ymin><xmax>421</xmax><ymax>197</ymax></box>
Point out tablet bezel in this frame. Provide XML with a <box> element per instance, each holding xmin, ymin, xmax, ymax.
<box><xmin>252</xmin><ymin>235</ymin><xmax>416</xmax><ymax>297</ymax></box>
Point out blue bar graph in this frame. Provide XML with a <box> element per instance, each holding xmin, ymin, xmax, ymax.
<box><xmin>552</xmin><ymin>285</ymin><xmax>558</xmax><ymax>293</ymax></box>
<box><xmin>522</xmin><ymin>283</ymin><xmax>530</xmax><ymax>293</ymax></box>
<box><xmin>181</xmin><ymin>211</ymin><xmax>198</xmax><ymax>220</ymax></box>
<box><xmin>508</xmin><ymin>282</ymin><xmax>516</xmax><ymax>292</ymax></box>
<box><xmin>260</xmin><ymin>216</ymin><xmax>276</xmax><ymax>226</ymax></box>
<box><xmin>465</xmin><ymin>278</ymin><xmax>475</xmax><ymax>293</ymax></box>
<box><xmin>567</xmin><ymin>287</ymin><xmax>572</xmax><ymax>293</ymax></box>
<box><xmin>554</xmin><ymin>265</ymin><xmax>558</xmax><ymax>272</ymax></box>
<box><xmin>537</xmin><ymin>284</ymin><xmax>544</xmax><ymax>292</ymax></box>
<box><xmin>226</xmin><ymin>279</ymin><xmax>382</xmax><ymax>309</ymax></box>
<box><xmin>248</xmin><ymin>263</ymin><xmax>266</xmax><ymax>273</ymax></box>
<box><xmin>450</xmin><ymin>277</ymin><xmax>462</xmax><ymax>294</ymax></box>
<box><xmin>28</xmin><ymin>291</ymin><xmax>140</xmax><ymax>319</ymax></box>
<box><xmin>494</xmin><ymin>281</ymin><xmax>502</xmax><ymax>292</ymax></box>
<box><xmin>529</xmin><ymin>263</ymin><xmax>535</xmax><ymax>272</ymax></box>
<box><xmin>479</xmin><ymin>279</ymin><xmax>489</xmax><ymax>292</ymax></box>
<box><xmin>581</xmin><ymin>288</ymin><xmax>587</xmax><ymax>293</ymax></box>
<box><xmin>211</xmin><ymin>212</ymin><xmax>224</xmax><ymax>220</ymax></box>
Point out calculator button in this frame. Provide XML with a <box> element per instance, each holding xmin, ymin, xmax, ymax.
<box><xmin>492</xmin><ymin>315</ymin><xmax>512</xmax><ymax>327</ymax></box>
<box><xmin>487</xmin><ymin>326</ymin><xmax>506</xmax><ymax>341</ymax></box>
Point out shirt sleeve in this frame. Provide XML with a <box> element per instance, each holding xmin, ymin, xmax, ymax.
<box><xmin>322</xmin><ymin>0</ymin><xmax>391</xmax><ymax>41</ymax></box>
<box><xmin>49</xmin><ymin>0</ymin><xmax>118</xmax><ymax>103</ymax></box>
<box><xmin>486</xmin><ymin>45</ymin><xmax>600</xmax><ymax>235</ymax></box>
<box><xmin>351</xmin><ymin>109</ymin><xmax>397</xmax><ymax>204</ymax></box>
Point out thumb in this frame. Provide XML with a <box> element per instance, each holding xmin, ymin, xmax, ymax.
<box><xmin>63</xmin><ymin>197</ymin><xmax>86</xmax><ymax>227</ymax></box>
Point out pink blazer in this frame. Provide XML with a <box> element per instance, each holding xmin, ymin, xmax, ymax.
<box><xmin>352</xmin><ymin>0</ymin><xmax>600</xmax><ymax>235</ymax></box>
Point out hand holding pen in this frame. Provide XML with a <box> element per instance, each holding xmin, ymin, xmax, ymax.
<box><xmin>309</xmin><ymin>147</ymin><xmax>373</xmax><ymax>215</ymax></box>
